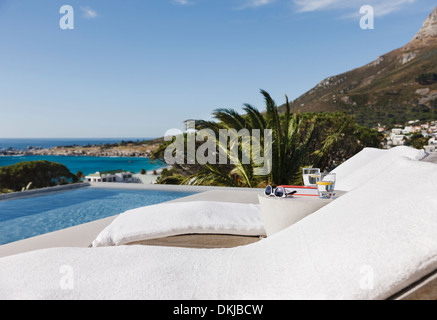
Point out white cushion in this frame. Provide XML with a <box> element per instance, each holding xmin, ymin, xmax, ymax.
<box><xmin>92</xmin><ymin>201</ymin><xmax>265</xmax><ymax>247</ymax></box>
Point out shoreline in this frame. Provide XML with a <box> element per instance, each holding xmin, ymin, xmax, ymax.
<box><xmin>0</xmin><ymin>138</ymin><xmax>163</xmax><ymax>158</ymax></box>
<box><xmin>0</xmin><ymin>147</ymin><xmax>158</xmax><ymax>158</ymax></box>
<box><xmin>0</xmin><ymin>153</ymin><xmax>150</xmax><ymax>158</ymax></box>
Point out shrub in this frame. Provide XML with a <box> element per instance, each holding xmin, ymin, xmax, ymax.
<box><xmin>0</xmin><ymin>161</ymin><xmax>78</xmax><ymax>192</ymax></box>
<box><xmin>76</xmin><ymin>171</ymin><xmax>84</xmax><ymax>180</ymax></box>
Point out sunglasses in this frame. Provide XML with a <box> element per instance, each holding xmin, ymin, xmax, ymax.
<box><xmin>265</xmin><ymin>185</ymin><xmax>297</xmax><ymax>198</ymax></box>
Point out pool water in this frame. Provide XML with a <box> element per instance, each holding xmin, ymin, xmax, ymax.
<box><xmin>0</xmin><ymin>187</ymin><xmax>196</xmax><ymax>245</ymax></box>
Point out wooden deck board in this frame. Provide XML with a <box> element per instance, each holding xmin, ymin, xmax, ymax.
<box><xmin>127</xmin><ymin>234</ymin><xmax>262</xmax><ymax>249</ymax></box>
<box><xmin>392</xmin><ymin>269</ymin><xmax>437</xmax><ymax>300</ymax></box>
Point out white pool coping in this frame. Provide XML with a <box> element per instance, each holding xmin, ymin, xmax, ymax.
<box><xmin>0</xmin><ymin>184</ymin><xmax>262</xmax><ymax>258</ymax></box>
<box><xmin>0</xmin><ymin>182</ymin><xmax>90</xmax><ymax>201</ymax></box>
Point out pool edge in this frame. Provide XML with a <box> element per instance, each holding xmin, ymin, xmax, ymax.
<box><xmin>0</xmin><ymin>186</ymin><xmax>262</xmax><ymax>258</ymax></box>
<box><xmin>0</xmin><ymin>183</ymin><xmax>91</xmax><ymax>201</ymax></box>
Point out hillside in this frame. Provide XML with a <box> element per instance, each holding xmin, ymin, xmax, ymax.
<box><xmin>284</xmin><ymin>6</ymin><xmax>437</xmax><ymax>128</ymax></box>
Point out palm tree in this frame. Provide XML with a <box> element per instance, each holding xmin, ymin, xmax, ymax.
<box><xmin>261</xmin><ymin>90</ymin><xmax>319</xmax><ymax>185</ymax></box>
<box><xmin>185</xmin><ymin>90</ymin><xmax>320</xmax><ymax>186</ymax></box>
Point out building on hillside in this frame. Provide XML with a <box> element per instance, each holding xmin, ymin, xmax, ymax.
<box><xmin>392</xmin><ymin>135</ymin><xmax>406</xmax><ymax>146</ymax></box>
<box><xmin>85</xmin><ymin>170</ymin><xmax>135</xmax><ymax>183</ymax></box>
<box><xmin>425</xmin><ymin>138</ymin><xmax>437</xmax><ymax>153</ymax></box>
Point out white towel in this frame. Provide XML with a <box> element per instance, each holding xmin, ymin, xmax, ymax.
<box><xmin>332</xmin><ymin>146</ymin><xmax>426</xmax><ymax>191</ymax></box>
<box><xmin>92</xmin><ymin>201</ymin><xmax>265</xmax><ymax>247</ymax></box>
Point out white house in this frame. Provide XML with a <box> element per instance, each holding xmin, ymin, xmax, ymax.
<box><xmin>402</xmin><ymin>126</ymin><xmax>413</xmax><ymax>134</ymax></box>
<box><xmin>421</xmin><ymin>123</ymin><xmax>430</xmax><ymax>130</ymax></box>
<box><xmin>85</xmin><ymin>170</ymin><xmax>134</xmax><ymax>183</ymax></box>
<box><xmin>392</xmin><ymin>135</ymin><xmax>406</xmax><ymax>146</ymax></box>
<box><xmin>424</xmin><ymin>138</ymin><xmax>437</xmax><ymax>153</ymax></box>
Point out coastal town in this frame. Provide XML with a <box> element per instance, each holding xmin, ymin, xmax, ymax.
<box><xmin>377</xmin><ymin>120</ymin><xmax>437</xmax><ymax>152</ymax></box>
<box><xmin>0</xmin><ymin>139</ymin><xmax>163</xmax><ymax>158</ymax></box>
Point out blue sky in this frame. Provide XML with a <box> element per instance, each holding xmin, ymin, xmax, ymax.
<box><xmin>0</xmin><ymin>0</ymin><xmax>436</xmax><ymax>138</ymax></box>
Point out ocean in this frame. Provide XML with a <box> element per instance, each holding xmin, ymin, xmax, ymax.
<box><xmin>0</xmin><ymin>138</ymin><xmax>165</xmax><ymax>175</ymax></box>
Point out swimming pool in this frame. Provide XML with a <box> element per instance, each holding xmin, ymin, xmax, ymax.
<box><xmin>0</xmin><ymin>187</ymin><xmax>196</xmax><ymax>245</ymax></box>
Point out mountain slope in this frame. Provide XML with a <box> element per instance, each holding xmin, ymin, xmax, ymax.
<box><xmin>285</xmin><ymin>6</ymin><xmax>437</xmax><ymax>127</ymax></box>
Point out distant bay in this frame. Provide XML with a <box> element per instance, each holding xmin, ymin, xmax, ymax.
<box><xmin>0</xmin><ymin>155</ymin><xmax>165</xmax><ymax>176</ymax></box>
<box><xmin>0</xmin><ymin>138</ymin><xmax>165</xmax><ymax>175</ymax></box>
<box><xmin>0</xmin><ymin>138</ymin><xmax>155</xmax><ymax>151</ymax></box>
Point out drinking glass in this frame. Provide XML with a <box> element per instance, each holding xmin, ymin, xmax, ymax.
<box><xmin>316</xmin><ymin>173</ymin><xmax>336</xmax><ymax>199</ymax></box>
<box><xmin>302</xmin><ymin>168</ymin><xmax>321</xmax><ymax>187</ymax></box>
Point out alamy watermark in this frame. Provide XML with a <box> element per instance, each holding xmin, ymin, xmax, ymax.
<box><xmin>359</xmin><ymin>265</ymin><xmax>375</xmax><ymax>291</ymax></box>
<box><xmin>163</xmin><ymin>121</ymin><xmax>273</xmax><ymax>176</ymax></box>
<box><xmin>59</xmin><ymin>265</ymin><xmax>75</xmax><ymax>290</ymax></box>
<box><xmin>360</xmin><ymin>5</ymin><xmax>375</xmax><ymax>30</ymax></box>
<box><xmin>59</xmin><ymin>5</ymin><xmax>74</xmax><ymax>30</ymax></box>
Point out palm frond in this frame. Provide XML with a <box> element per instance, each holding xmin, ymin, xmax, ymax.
<box><xmin>182</xmin><ymin>164</ymin><xmax>239</xmax><ymax>187</ymax></box>
<box><xmin>243</xmin><ymin>104</ymin><xmax>266</xmax><ymax>130</ymax></box>
<box><xmin>212</xmin><ymin>108</ymin><xmax>247</xmax><ymax>130</ymax></box>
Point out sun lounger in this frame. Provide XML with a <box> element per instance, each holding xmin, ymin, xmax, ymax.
<box><xmin>0</xmin><ymin>152</ymin><xmax>436</xmax><ymax>299</ymax></box>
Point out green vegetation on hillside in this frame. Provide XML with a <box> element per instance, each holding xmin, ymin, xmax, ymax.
<box><xmin>405</xmin><ymin>133</ymin><xmax>430</xmax><ymax>149</ymax></box>
<box><xmin>416</xmin><ymin>72</ymin><xmax>437</xmax><ymax>85</ymax></box>
<box><xmin>340</xmin><ymin>90</ymin><xmax>437</xmax><ymax>128</ymax></box>
<box><xmin>0</xmin><ymin>161</ymin><xmax>79</xmax><ymax>193</ymax></box>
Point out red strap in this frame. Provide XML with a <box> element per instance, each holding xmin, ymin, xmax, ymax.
<box><xmin>279</xmin><ymin>185</ymin><xmax>317</xmax><ymax>190</ymax></box>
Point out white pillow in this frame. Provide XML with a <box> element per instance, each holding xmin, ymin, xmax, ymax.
<box><xmin>92</xmin><ymin>201</ymin><xmax>265</xmax><ymax>247</ymax></box>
